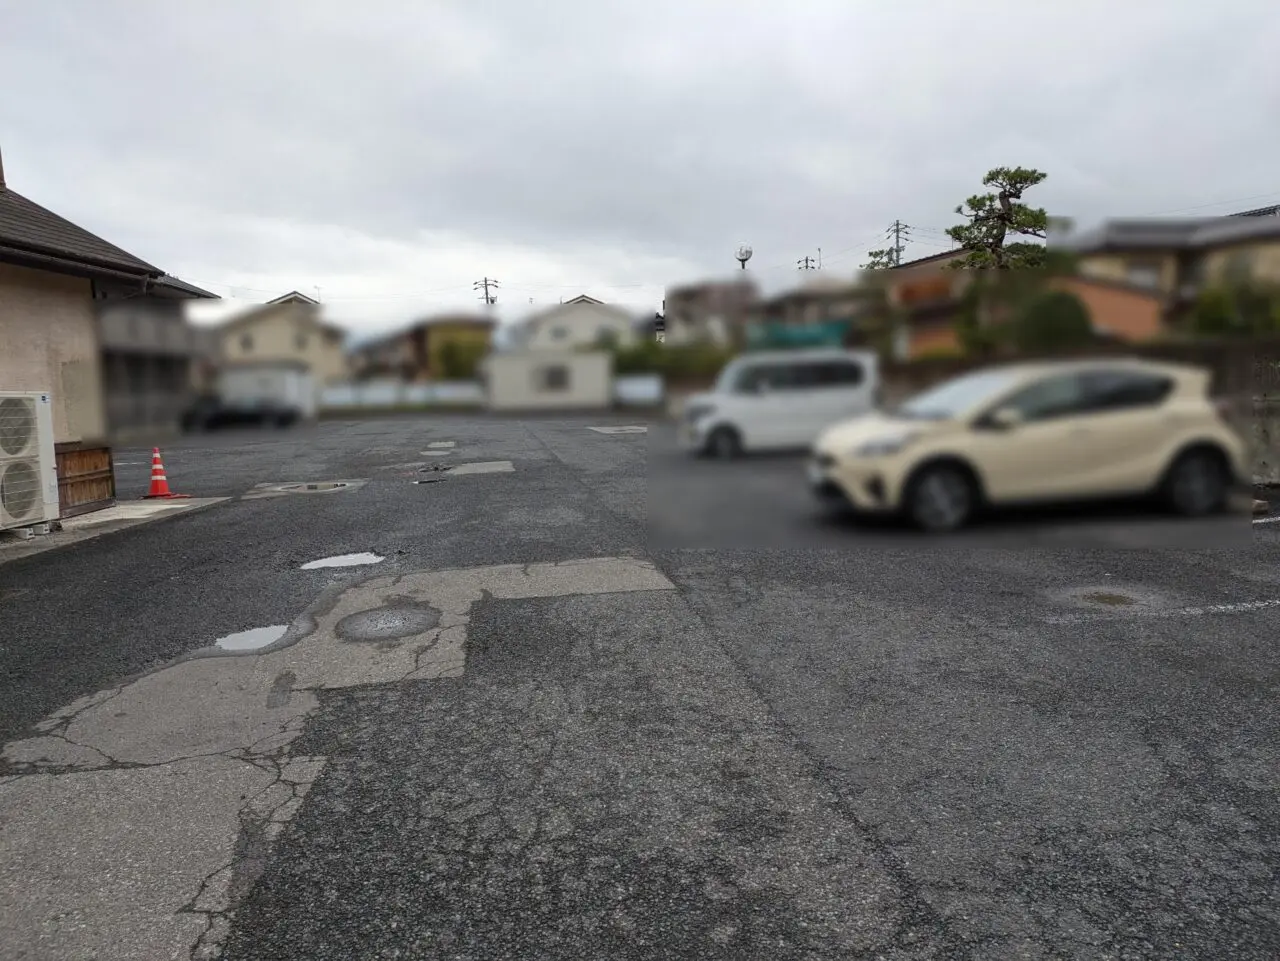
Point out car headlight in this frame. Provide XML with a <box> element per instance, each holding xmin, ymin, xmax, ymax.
<box><xmin>852</xmin><ymin>433</ymin><xmax>918</xmax><ymax>457</ymax></box>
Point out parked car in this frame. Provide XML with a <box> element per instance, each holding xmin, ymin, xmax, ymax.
<box><xmin>680</xmin><ymin>348</ymin><xmax>880</xmax><ymax>457</ymax></box>
<box><xmin>808</xmin><ymin>358</ymin><xmax>1249</xmax><ymax>533</ymax></box>
<box><xmin>180</xmin><ymin>394</ymin><xmax>302</xmax><ymax>432</ymax></box>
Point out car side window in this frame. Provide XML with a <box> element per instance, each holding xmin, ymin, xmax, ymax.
<box><xmin>812</xmin><ymin>360</ymin><xmax>865</xmax><ymax>388</ymax></box>
<box><xmin>1080</xmin><ymin>370</ymin><xmax>1174</xmax><ymax>412</ymax></box>
<box><xmin>999</xmin><ymin>374</ymin><xmax>1089</xmax><ymax>422</ymax></box>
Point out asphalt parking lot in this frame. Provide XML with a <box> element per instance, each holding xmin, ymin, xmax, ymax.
<box><xmin>1</xmin><ymin>413</ymin><xmax>1278</xmax><ymax>960</ymax></box>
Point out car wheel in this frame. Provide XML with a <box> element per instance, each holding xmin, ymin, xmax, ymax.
<box><xmin>706</xmin><ymin>426</ymin><xmax>743</xmax><ymax>460</ymax></box>
<box><xmin>905</xmin><ymin>463</ymin><xmax>976</xmax><ymax>533</ymax></box>
<box><xmin>1162</xmin><ymin>449</ymin><xmax>1228</xmax><ymax>517</ymax></box>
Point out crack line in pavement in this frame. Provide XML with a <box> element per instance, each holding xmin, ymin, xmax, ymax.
<box><xmin>0</xmin><ymin>555</ymin><xmax>675</xmax><ymax>961</ymax></box>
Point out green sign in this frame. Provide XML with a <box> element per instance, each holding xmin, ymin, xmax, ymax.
<box><xmin>746</xmin><ymin>319</ymin><xmax>852</xmax><ymax>349</ymax></box>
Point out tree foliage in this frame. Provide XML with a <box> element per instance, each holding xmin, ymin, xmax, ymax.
<box><xmin>437</xmin><ymin>340</ymin><xmax>486</xmax><ymax>379</ymax></box>
<box><xmin>1188</xmin><ymin>283</ymin><xmax>1280</xmax><ymax>337</ymax></box>
<box><xmin>946</xmin><ymin>166</ymin><xmax>1049</xmax><ymax>270</ymax></box>
<box><xmin>1005</xmin><ymin>290</ymin><xmax>1093</xmax><ymax>352</ymax></box>
<box><xmin>861</xmin><ymin>248</ymin><xmax>897</xmax><ymax>270</ymax></box>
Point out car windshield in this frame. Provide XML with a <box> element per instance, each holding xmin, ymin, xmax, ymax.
<box><xmin>713</xmin><ymin>361</ymin><xmax>756</xmax><ymax>393</ymax></box>
<box><xmin>894</xmin><ymin>368</ymin><xmax>1025</xmax><ymax>420</ymax></box>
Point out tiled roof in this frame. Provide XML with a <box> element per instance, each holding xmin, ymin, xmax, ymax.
<box><xmin>154</xmin><ymin>275</ymin><xmax>220</xmax><ymax>299</ymax></box>
<box><xmin>1230</xmin><ymin>204</ymin><xmax>1280</xmax><ymax>218</ymax></box>
<box><xmin>0</xmin><ymin>185</ymin><xmax>160</xmax><ymax>277</ymax></box>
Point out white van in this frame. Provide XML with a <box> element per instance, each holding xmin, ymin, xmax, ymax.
<box><xmin>679</xmin><ymin>349</ymin><xmax>880</xmax><ymax>457</ymax></box>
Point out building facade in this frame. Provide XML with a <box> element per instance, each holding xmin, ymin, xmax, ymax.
<box><xmin>217</xmin><ymin>291</ymin><xmax>348</xmax><ymax>386</ymax></box>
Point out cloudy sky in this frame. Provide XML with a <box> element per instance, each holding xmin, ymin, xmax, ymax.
<box><xmin>2</xmin><ymin>0</ymin><xmax>1277</xmax><ymax>337</ymax></box>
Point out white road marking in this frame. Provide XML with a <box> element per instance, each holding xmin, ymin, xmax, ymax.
<box><xmin>0</xmin><ymin>556</ymin><xmax>674</xmax><ymax>960</ymax></box>
<box><xmin>588</xmin><ymin>425</ymin><xmax>648</xmax><ymax>434</ymax></box>
<box><xmin>448</xmin><ymin>460</ymin><xmax>514</xmax><ymax>475</ymax></box>
<box><xmin>1252</xmin><ymin>515</ymin><xmax>1280</xmax><ymax>524</ymax></box>
<box><xmin>1046</xmin><ymin>597</ymin><xmax>1280</xmax><ymax>624</ymax></box>
<box><xmin>426</xmin><ymin>441</ymin><xmax>456</xmax><ymax>449</ymax></box>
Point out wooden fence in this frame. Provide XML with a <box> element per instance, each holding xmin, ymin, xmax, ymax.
<box><xmin>54</xmin><ymin>442</ymin><xmax>116</xmax><ymax>518</ymax></box>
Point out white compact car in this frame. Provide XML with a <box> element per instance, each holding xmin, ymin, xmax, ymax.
<box><xmin>808</xmin><ymin>358</ymin><xmax>1250</xmax><ymax>532</ymax></box>
<box><xmin>680</xmin><ymin>349</ymin><xmax>880</xmax><ymax>457</ymax></box>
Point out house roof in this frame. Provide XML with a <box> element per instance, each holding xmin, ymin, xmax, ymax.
<box><xmin>153</xmin><ymin>274</ymin><xmax>220</xmax><ymax>299</ymax></box>
<box><xmin>1063</xmin><ymin>215</ymin><xmax>1280</xmax><ymax>253</ymax></box>
<box><xmin>1231</xmin><ymin>204</ymin><xmax>1280</xmax><ymax>218</ymax></box>
<box><xmin>562</xmin><ymin>293</ymin><xmax>604</xmax><ymax>305</ymax></box>
<box><xmin>219</xmin><ymin>299</ymin><xmax>346</xmax><ymax>338</ymax></box>
<box><xmin>267</xmin><ymin>290</ymin><xmax>320</xmax><ymax>305</ymax></box>
<box><xmin>0</xmin><ymin>183</ymin><xmax>162</xmax><ymax>280</ymax></box>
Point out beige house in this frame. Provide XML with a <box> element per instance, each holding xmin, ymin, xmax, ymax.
<box><xmin>511</xmin><ymin>294</ymin><xmax>639</xmax><ymax>350</ymax></box>
<box><xmin>1065</xmin><ymin>216</ymin><xmax>1280</xmax><ymax>298</ymax></box>
<box><xmin>217</xmin><ymin>291</ymin><xmax>348</xmax><ymax>384</ymax></box>
<box><xmin>0</xmin><ymin>147</ymin><xmax>165</xmax><ymax>444</ymax></box>
<box><xmin>663</xmin><ymin>277</ymin><xmax>759</xmax><ymax>346</ymax></box>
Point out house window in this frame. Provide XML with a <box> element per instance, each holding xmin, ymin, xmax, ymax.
<box><xmin>240</xmin><ymin>333</ymin><xmax>253</xmax><ymax>352</ymax></box>
<box><xmin>1125</xmin><ymin>261</ymin><xmax>1162</xmax><ymax>289</ymax></box>
<box><xmin>535</xmin><ymin>364</ymin><xmax>570</xmax><ymax>392</ymax></box>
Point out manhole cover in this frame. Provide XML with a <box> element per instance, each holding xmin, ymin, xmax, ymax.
<box><xmin>336</xmin><ymin>605</ymin><xmax>441</xmax><ymax>642</ymax></box>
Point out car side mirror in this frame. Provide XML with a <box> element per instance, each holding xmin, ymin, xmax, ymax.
<box><xmin>987</xmin><ymin>407</ymin><xmax>1023</xmax><ymax>430</ymax></box>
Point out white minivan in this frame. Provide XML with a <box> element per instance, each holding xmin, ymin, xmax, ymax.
<box><xmin>679</xmin><ymin>348</ymin><xmax>880</xmax><ymax>458</ymax></box>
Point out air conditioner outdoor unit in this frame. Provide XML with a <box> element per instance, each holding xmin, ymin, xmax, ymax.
<box><xmin>0</xmin><ymin>391</ymin><xmax>59</xmax><ymax>531</ymax></box>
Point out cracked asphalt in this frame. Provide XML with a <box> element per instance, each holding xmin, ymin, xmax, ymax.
<box><xmin>1</xmin><ymin>413</ymin><xmax>1278</xmax><ymax>960</ymax></box>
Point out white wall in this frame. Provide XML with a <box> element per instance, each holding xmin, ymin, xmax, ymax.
<box><xmin>485</xmin><ymin>352</ymin><xmax>612</xmax><ymax>411</ymax></box>
<box><xmin>320</xmin><ymin>380</ymin><xmax>485</xmax><ymax>409</ymax></box>
<box><xmin>219</xmin><ymin>367</ymin><xmax>318</xmax><ymax>417</ymax></box>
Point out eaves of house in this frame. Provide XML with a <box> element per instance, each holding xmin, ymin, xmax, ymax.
<box><xmin>1063</xmin><ymin>215</ymin><xmax>1280</xmax><ymax>254</ymax></box>
<box><xmin>0</xmin><ymin>154</ymin><xmax>161</xmax><ymax>284</ymax></box>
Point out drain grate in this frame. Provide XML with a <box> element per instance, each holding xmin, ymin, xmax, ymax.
<box><xmin>419</xmin><ymin>464</ymin><xmax>453</xmax><ymax>473</ymax></box>
<box><xmin>280</xmin><ymin>482</ymin><xmax>348</xmax><ymax>492</ymax></box>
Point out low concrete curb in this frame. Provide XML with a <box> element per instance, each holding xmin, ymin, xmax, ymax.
<box><xmin>0</xmin><ymin>498</ymin><xmax>230</xmax><ymax>566</ymax></box>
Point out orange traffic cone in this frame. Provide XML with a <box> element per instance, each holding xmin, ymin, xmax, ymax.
<box><xmin>144</xmin><ymin>448</ymin><xmax>191</xmax><ymax>499</ymax></box>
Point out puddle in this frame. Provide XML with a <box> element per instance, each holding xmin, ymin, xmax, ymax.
<box><xmin>300</xmin><ymin>552</ymin><xmax>386</xmax><ymax>570</ymax></box>
<box><xmin>336</xmin><ymin>605</ymin><xmax>441</xmax><ymax>642</ymax></box>
<box><xmin>214</xmin><ymin>625</ymin><xmax>288</xmax><ymax>652</ymax></box>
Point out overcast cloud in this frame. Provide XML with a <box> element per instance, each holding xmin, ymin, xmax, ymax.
<box><xmin>2</xmin><ymin>0</ymin><xmax>1278</xmax><ymax>335</ymax></box>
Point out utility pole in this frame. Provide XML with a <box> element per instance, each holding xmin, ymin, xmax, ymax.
<box><xmin>889</xmin><ymin>221</ymin><xmax>911</xmax><ymax>266</ymax></box>
<box><xmin>797</xmin><ymin>255</ymin><xmax>817</xmax><ymax>270</ymax></box>
<box><xmin>473</xmin><ymin>277</ymin><xmax>499</xmax><ymax>305</ymax></box>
